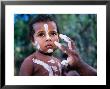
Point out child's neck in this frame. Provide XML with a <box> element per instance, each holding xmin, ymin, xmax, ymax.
<box><xmin>38</xmin><ymin>50</ymin><xmax>53</xmax><ymax>56</ymax></box>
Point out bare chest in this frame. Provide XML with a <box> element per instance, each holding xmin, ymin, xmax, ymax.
<box><xmin>32</xmin><ymin>57</ymin><xmax>62</xmax><ymax>76</ymax></box>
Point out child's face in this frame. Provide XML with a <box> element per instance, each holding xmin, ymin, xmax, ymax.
<box><xmin>33</xmin><ymin>21</ymin><xmax>59</xmax><ymax>53</ymax></box>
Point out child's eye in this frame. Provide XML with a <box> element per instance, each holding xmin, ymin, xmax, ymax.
<box><xmin>50</xmin><ymin>32</ymin><xmax>57</xmax><ymax>36</ymax></box>
<box><xmin>37</xmin><ymin>33</ymin><xmax>45</xmax><ymax>37</ymax></box>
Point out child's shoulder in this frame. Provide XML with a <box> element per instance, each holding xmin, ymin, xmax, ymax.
<box><xmin>19</xmin><ymin>52</ymin><xmax>37</xmax><ymax>75</ymax></box>
<box><xmin>23</xmin><ymin>52</ymin><xmax>37</xmax><ymax>62</ymax></box>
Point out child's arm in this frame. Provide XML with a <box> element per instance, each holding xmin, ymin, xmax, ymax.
<box><xmin>19</xmin><ymin>57</ymin><xmax>34</xmax><ymax>76</ymax></box>
<box><xmin>54</xmin><ymin>34</ymin><xmax>97</xmax><ymax>76</ymax></box>
<box><xmin>75</xmin><ymin>59</ymin><xmax>97</xmax><ymax>76</ymax></box>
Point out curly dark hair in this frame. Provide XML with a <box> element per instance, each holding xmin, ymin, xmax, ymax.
<box><xmin>29</xmin><ymin>14</ymin><xmax>59</xmax><ymax>42</ymax></box>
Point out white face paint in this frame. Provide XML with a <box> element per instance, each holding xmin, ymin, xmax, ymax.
<box><xmin>35</xmin><ymin>41</ymin><xmax>53</xmax><ymax>53</ymax></box>
<box><xmin>47</xmin><ymin>49</ymin><xmax>53</xmax><ymax>53</ymax></box>
<box><xmin>44</xmin><ymin>24</ymin><xmax>54</xmax><ymax>53</ymax></box>
<box><xmin>35</xmin><ymin>41</ymin><xmax>40</xmax><ymax>50</ymax></box>
<box><xmin>33</xmin><ymin>24</ymin><xmax>54</xmax><ymax>53</ymax></box>
<box><xmin>44</xmin><ymin>24</ymin><xmax>50</xmax><ymax>39</ymax></box>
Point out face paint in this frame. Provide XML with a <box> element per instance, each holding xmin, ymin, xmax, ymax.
<box><xmin>47</xmin><ymin>49</ymin><xmax>53</xmax><ymax>53</ymax></box>
<box><xmin>35</xmin><ymin>41</ymin><xmax>40</xmax><ymax>50</ymax></box>
<box><xmin>44</xmin><ymin>24</ymin><xmax>50</xmax><ymax>39</ymax></box>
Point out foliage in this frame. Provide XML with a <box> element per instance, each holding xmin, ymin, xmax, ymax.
<box><xmin>14</xmin><ymin>14</ymin><xmax>97</xmax><ymax>75</ymax></box>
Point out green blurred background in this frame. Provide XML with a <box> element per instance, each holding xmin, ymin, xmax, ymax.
<box><xmin>14</xmin><ymin>14</ymin><xmax>97</xmax><ymax>76</ymax></box>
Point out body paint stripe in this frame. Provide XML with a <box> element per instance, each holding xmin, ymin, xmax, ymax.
<box><xmin>32</xmin><ymin>58</ymin><xmax>54</xmax><ymax>76</ymax></box>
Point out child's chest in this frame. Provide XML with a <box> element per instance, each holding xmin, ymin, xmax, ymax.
<box><xmin>32</xmin><ymin>57</ymin><xmax>62</xmax><ymax>76</ymax></box>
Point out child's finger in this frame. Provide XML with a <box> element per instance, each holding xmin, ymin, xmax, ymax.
<box><xmin>59</xmin><ymin>34</ymin><xmax>71</xmax><ymax>43</ymax></box>
<box><xmin>68</xmin><ymin>41</ymin><xmax>76</xmax><ymax>50</ymax></box>
<box><xmin>54</xmin><ymin>41</ymin><xmax>70</xmax><ymax>55</ymax></box>
<box><xmin>59</xmin><ymin>34</ymin><xmax>76</xmax><ymax>50</ymax></box>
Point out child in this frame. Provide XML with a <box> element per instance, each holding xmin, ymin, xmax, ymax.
<box><xmin>19</xmin><ymin>14</ymin><xmax>97</xmax><ymax>76</ymax></box>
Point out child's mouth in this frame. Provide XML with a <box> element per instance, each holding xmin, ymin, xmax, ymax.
<box><xmin>45</xmin><ymin>44</ymin><xmax>53</xmax><ymax>49</ymax></box>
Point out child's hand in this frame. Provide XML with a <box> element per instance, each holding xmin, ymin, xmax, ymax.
<box><xmin>54</xmin><ymin>34</ymin><xmax>81</xmax><ymax>68</ymax></box>
<box><xmin>55</xmin><ymin>34</ymin><xmax>97</xmax><ymax>76</ymax></box>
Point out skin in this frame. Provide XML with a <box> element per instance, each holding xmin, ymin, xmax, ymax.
<box><xmin>19</xmin><ymin>21</ymin><xmax>60</xmax><ymax>76</ymax></box>
<box><xmin>32</xmin><ymin>21</ymin><xmax>97</xmax><ymax>76</ymax></box>
<box><xmin>33</xmin><ymin>21</ymin><xmax>59</xmax><ymax>53</ymax></box>
<box><xmin>54</xmin><ymin>35</ymin><xmax>97</xmax><ymax>76</ymax></box>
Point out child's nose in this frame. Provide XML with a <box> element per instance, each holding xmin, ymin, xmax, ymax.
<box><xmin>46</xmin><ymin>35</ymin><xmax>52</xmax><ymax>41</ymax></box>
